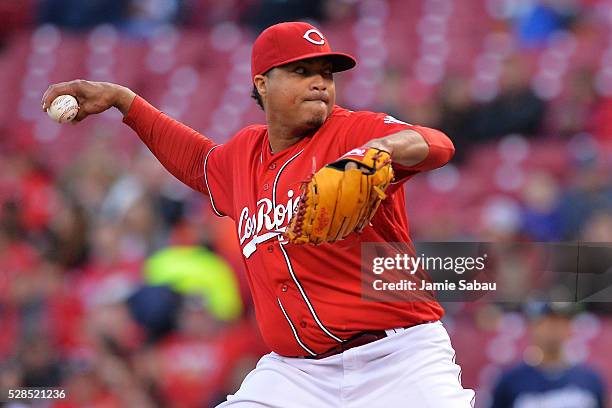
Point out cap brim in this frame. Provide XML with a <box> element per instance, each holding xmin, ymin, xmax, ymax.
<box><xmin>264</xmin><ymin>52</ymin><xmax>357</xmax><ymax>75</ymax></box>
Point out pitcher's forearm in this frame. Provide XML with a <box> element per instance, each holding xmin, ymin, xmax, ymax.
<box><xmin>123</xmin><ymin>96</ymin><xmax>218</xmax><ymax>193</ymax></box>
<box><xmin>365</xmin><ymin>128</ymin><xmax>455</xmax><ymax>170</ymax></box>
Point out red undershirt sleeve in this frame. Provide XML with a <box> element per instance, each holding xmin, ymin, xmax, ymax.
<box><xmin>391</xmin><ymin>125</ymin><xmax>456</xmax><ymax>175</ymax></box>
<box><xmin>122</xmin><ymin>96</ymin><xmax>233</xmax><ymax>217</ymax></box>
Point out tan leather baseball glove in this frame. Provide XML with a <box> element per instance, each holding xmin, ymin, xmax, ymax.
<box><xmin>285</xmin><ymin>147</ymin><xmax>394</xmax><ymax>245</ymax></box>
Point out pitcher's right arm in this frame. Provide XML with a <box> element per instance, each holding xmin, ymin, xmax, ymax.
<box><xmin>42</xmin><ymin>80</ymin><xmax>221</xmax><ymax>196</ymax></box>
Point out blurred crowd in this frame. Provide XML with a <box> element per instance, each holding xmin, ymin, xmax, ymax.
<box><xmin>0</xmin><ymin>0</ymin><xmax>612</xmax><ymax>407</ymax></box>
<box><xmin>0</xmin><ymin>0</ymin><xmax>331</xmax><ymax>40</ymax></box>
<box><xmin>0</xmin><ymin>142</ymin><xmax>269</xmax><ymax>406</ymax></box>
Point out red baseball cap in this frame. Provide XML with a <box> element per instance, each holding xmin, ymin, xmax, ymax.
<box><xmin>251</xmin><ymin>22</ymin><xmax>357</xmax><ymax>81</ymax></box>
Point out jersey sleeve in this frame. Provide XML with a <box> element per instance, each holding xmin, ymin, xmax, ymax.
<box><xmin>343</xmin><ymin>112</ymin><xmax>455</xmax><ymax>185</ymax></box>
<box><xmin>123</xmin><ymin>96</ymin><xmax>233</xmax><ymax>217</ymax></box>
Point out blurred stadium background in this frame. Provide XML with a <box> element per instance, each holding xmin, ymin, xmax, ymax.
<box><xmin>1</xmin><ymin>0</ymin><xmax>611</xmax><ymax>407</ymax></box>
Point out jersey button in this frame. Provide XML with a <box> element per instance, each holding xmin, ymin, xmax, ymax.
<box><xmin>269</xmin><ymin>163</ymin><xmax>276</xmax><ymax>170</ymax></box>
<box><xmin>263</xmin><ymin>183</ymin><xmax>269</xmax><ymax>191</ymax></box>
<box><xmin>300</xmin><ymin>321</ymin><xmax>307</xmax><ymax>328</ymax></box>
<box><xmin>281</xmin><ymin>284</ymin><xmax>288</xmax><ymax>292</ymax></box>
<box><xmin>267</xmin><ymin>245</ymin><xmax>274</xmax><ymax>253</ymax></box>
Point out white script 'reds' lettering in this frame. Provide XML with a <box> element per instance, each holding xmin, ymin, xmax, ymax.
<box><xmin>238</xmin><ymin>190</ymin><xmax>300</xmax><ymax>245</ymax></box>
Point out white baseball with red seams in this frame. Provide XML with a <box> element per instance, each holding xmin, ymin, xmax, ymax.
<box><xmin>47</xmin><ymin>94</ymin><xmax>79</xmax><ymax>123</ymax></box>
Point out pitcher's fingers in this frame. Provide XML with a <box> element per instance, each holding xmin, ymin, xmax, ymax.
<box><xmin>73</xmin><ymin>106</ymin><xmax>87</xmax><ymax>122</ymax></box>
<box><xmin>41</xmin><ymin>82</ymin><xmax>74</xmax><ymax>111</ymax></box>
<box><xmin>343</xmin><ymin>161</ymin><xmax>369</xmax><ymax>173</ymax></box>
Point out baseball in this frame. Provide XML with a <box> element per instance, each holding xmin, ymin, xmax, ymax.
<box><xmin>47</xmin><ymin>94</ymin><xmax>79</xmax><ymax>123</ymax></box>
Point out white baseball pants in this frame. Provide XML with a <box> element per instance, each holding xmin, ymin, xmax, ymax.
<box><xmin>217</xmin><ymin>321</ymin><xmax>475</xmax><ymax>407</ymax></box>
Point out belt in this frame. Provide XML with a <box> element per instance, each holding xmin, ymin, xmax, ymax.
<box><xmin>303</xmin><ymin>322</ymin><xmax>432</xmax><ymax>360</ymax></box>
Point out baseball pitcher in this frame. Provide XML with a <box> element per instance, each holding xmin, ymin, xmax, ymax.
<box><xmin>43</xmin><ymin>22</ymin><xmax>475</xmax><ymax>407</ymax></box>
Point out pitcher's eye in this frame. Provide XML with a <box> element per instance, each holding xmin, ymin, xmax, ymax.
<box><xmin>294</xmin><ymin>67</ymin><xmax>306</xmax><ymax>75</ymax></box>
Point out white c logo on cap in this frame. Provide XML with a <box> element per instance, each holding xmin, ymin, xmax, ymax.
<box><xmin>303</xmin><ymin>29</ymin><xmax>325</xmax><ymax>45</ymax></box>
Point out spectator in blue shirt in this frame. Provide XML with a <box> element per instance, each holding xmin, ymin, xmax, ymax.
<box><xmin>491</xmin><ymin>302</ymin><xmax>607</xmax><ymax>408</ymax></box>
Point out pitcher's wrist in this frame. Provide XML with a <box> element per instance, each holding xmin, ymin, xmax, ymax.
<box><xmin>111</xmin><ymin>84</ymin><xmax>137</xmax><ymax>116</ymax></box>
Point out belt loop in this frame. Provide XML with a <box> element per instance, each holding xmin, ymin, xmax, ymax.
<box><xmin>384</xmin><ymin>327</ymin><xmax>406</xmax><ymax>337</ymax></box>
<box><xmin>384</xmin><ymin>328</ymin><xmax>396</xmax><ymax>337</ymax></box>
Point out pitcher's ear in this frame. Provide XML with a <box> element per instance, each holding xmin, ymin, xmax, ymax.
<box><xmin>253</xmin><ymin>74</ymin><xmax>267</xmax><ymax>96</ymax></box>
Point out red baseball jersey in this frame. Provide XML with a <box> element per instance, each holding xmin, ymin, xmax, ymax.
<box><xmin>124</xmin><ymin>97</ymin><xmax>454</xmax><ymax>357</ymax></box>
